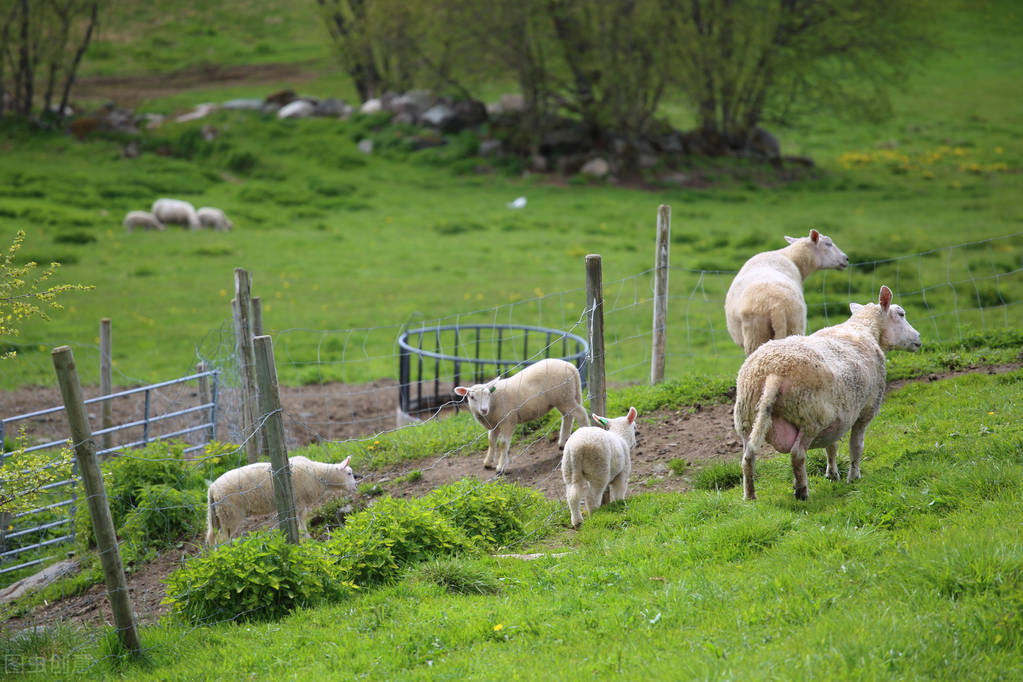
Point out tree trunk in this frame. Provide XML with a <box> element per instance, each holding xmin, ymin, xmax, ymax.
<box><xmin>57</xmin><ymin>1</ymin><xmax>99</xmax><ymax>124</ymax></box>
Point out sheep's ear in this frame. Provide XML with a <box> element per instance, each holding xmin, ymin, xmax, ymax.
<box><xmin>810</xmin><ymin>228</ymin><xmax>820</xmax><ymax>243</ymax></box>
<box><xmin>627</xmin><ymin>406</ymin><xmax>637</xmax><ymax>424</ymax></box>
<box><xmin>879</xmin><ymin>285</ymin><xmax>892</xmax><ymax>310</ymax></box>
<box><xmin>454</xmin><ymin>386</ymin><xmax>469</xmax><ymax>397</ymax></box>
<box><xmin>784</xmin><ymin>235</ymin><xmax>797</xmax><ymax>244</ymax></box>
<box><xmin>849</xmin><ymin>303</ymin><xmax>863</xmax><ymax>314</ymax></box>
<box><xmin>338</xmin><ymin>456</ymin><xmax>351</xmax><ymax>469</ymax></box>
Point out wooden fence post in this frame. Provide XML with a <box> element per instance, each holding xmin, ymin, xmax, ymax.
<box><xmin>52</xmin><ymin>345</ymin><xmax>141</xmax><ymax>656</ymax></box>
<box><xmin>252</xmin><ymin>335</ymin><xmax>301</xmax><ymax>544</ymax></box>
<box><xmin>585</xmin><ymin>254</ymin><xmax>607</xmax><ymax>418</ymax></box>
<box><xmin>651</xmin><ymin>204</ymin><xmax>671</xmax><ymax>384</ymax></box>
<box><xmin>196</xmin><ymin>361</ymin><xmax>215</xmax><ymax>443</ymax></box>
<box><xmin>251</xmin><ymin>296</ymin><xmax>263</xmax><ymax>337</ymax></box>
<box><xmin>100</xmin><ymin>318</ymin><xmax>112</xmax><ymax>451</ymax></box>
<box><xmin>232</xmin><ymin>268</ymin><xmax>261</xmax><ymax>463</ymax></box>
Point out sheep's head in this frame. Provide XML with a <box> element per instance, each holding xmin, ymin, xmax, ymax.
<box><xmin>331</xmin><ymin>456</ymin><xmax>358</xmax><ymax>490</ymax></box>
<box><xmin>786</xmin><ymin>228</ymin><xmax>848</xmax><ymax>271</ymax></box>
<box><xmin>592</xmin><ymin>406</ymin><xmax>639</xmax><ymax>449</ymax></box>
<box><xmin>454</xmin><ymin>378</ymin><xmax>500</xmax><ymax>417</ymax></box>
<box><xmin>851</xmin><ymin>285</ymin><xmax>922</xmax><ymax>352</ymax></box>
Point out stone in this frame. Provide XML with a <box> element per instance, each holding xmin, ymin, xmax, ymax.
<box><xmin>313</xmin><ymin>97</ymin><xmax>352</xmax><ymax>118</ymax></box>
<box><xmin>580</xmin><ymin>157</ymin><xmax>611</xmax><ymax>178</ymax></box>
<box><xmin>360</xmin><ymin>98</ymin><xmax>383</xmax><ymax>114</ymax></box>
<box><xmin>357</xmin><ymin>138</ymin><xmax>374</xmax><ymax>154</ymax></box>
<box><xmin>278</xmin><ymin>100</ymin><xmax>315</xmax><ymax>119</ymax></box>
<box><xmin>222</xmin><ymin>98</ymin><xmax>264</xmax><ymax>111</ymax></box>
<box><xmin>479</xmin><ymin>139</ymin><xmax>503</xmax><ymax>157</ymax></box>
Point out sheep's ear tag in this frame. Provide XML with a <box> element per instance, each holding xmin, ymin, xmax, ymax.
<box><xmin>488</xmin><ymin>386</ymin><xmax>496</xmax><ymax>394</ymax></box>
<box><xmin>598</xmin><ymin>418</ymin><xmax>609</xmax><ymax>426</ymax></box>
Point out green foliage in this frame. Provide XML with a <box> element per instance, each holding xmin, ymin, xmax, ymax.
<box><xmin>307</xmin><ymin>493</ymin><xmax>361</xmax><ymax>538</ymax></box>
<box><xmin>415</xmin><ymin>557</ymin><xmax>501</xmax><ymax>595</ymax></box>
<box><xmin>667</xmin><ymin>458</ymin><xmax>688</xmax><ymax>476</ymax></box>
<box><xmin>162</xmin><ymin>530</ymin><xmax>355</xmax><ymax>624</ymax></box>
<box><xmin>118</xmin><ymin>485</ymin><xmax>205</xmax><ymax>561</ymax></box>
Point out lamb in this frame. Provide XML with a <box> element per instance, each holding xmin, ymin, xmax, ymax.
<box><xmin>561</xmin><ymin>406</ymin><xmax>638</xmax><ymax>527</ymax></box>
<box><xmin>122</xmin><ymin>210</ymin><xmax>165</xmax><ymax>232</ymax></box>
<box><xmin>197</xmin><ymin>206</ymin><xmax>234</xmax><ymax>231</ymax></box>
<box><xmin>205</xmin><ymin>455</ymin><xmax>357</xmax><ymax>544</ymax></box>
<box><xmin>734</xmin><ymin>285</ymin><xmax>921</xmax><ymax>501</ymax></box>
<box><xmin>454</xmin><ymin>358</ymin><xmax>589</xmax><ymax>473</ymax></box>
<box><xmin>725</xmin><ymin>228</ymin><xmax>849</xmax><ymax>355</ymax></box>
<box><xmin>151</xmin><ymin>198</ymin><xmax>200</xmax><ymax>230</ymax></box>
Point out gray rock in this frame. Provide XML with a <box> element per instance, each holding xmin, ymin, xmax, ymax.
<box><xmin>313</xmin><ymin>97</ymin><xmax>352</xmax><ymax>118</ymax></box>
<box><xmin>360</xmin><ymin>98</ymin><xmax>383</xmax><ymax>114</ymax></box>
<box><xmin>175</xmin><ymin>103</ymin><xmax>217</xmax><ymax>123</ymax></box>
<box><xmin>357</xmin><ymin>138</ymin><xmax>374</xmax><ymax>154</ymax></box>
<box><xmin>479</xmin><ymin>139</ymin><xmax>503</xmax><ymax>157</ymax></box>
<box><xmin>278</xmin><ymin>100</ymin><xmax>316</xmax><ymax>119</ymax></box>
<box><xmin>580</xmin><ymin>157</ymin><xmax>611</xmax><ymax>178</ymax></box>
<box><xmin>750</xmin><ymin>126</ymin><xmax>780</xmax><ymax>159</ymax></box>
<box><xmin>421</xmin><ymin>103</ymin><xmax>456</xmax><ymax>129</ymax></box>
<box><xmin>391</xmin><ymin>89</ymin><xmax>437</xmax><ymax>119</ymax></box>
<box><xmin>222</xmin><ymin>98</ymin><xmax>265</xmax><ymax>111</ymax></box>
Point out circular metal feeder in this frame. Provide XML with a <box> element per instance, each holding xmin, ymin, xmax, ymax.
<box><xmin>397</xmin><ymin>324</ymin><xmax>589</xmax><ymax>421</ymax></box>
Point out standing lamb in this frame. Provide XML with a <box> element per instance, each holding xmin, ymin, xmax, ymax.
<box><xmin>734</xmin><ymin>285</ymin><xmax>921</xmax><ymax>501</ymax></box>
<box><xmin>454</xmin><ymin>358</ymin><xmax>589</xmax><ymax>474</ymax></box>
<box><xmin>122</xmin><ymin>210</ymin><xmax>165</xmax><ymax>232</ymax></box>
<box><xmin>205</xmin><ymin>455</ymin><xmax>357</xmax><ymax>544</ymax></box>
<box><xmin>151</xmin><ymin>198</ymin><xmax>200</xmax><ymax>230</ymax></box>
<box><xmin>725</xmin><ymin>228</ymin><xmax>849</xmax><ymax>355</ymax></box>
<box><xmin>197</xmin><ymin>206</ymin><xmax>234</xmax><ymax>231</ymax></box>
<box><xmin>561</xmin><ymin>406</ymin><xmax>638</xmax><ymax>527</ymax></box>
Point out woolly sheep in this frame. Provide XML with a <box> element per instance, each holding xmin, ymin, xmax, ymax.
<box><xmin>197</xmin><ymin>206</ymin><xmax>233</xmax><ymax>231</ymax></box>
<box><xmin>151</xmin><ymin>198</ymin><xmax>200</xmax><ymax>230</ymax></box>
<box><xmin>734</xmin><ymin>285</ymin><xmax>921</xmax><ymax>501</ymax></box>
<box><xmin>205</xmin><ymin>455</ymin><xmax>356</xmax><ymax>544</ymax></box>
<box><xmin>122</xmin><ymin>210</ymin><xmax>165</xmax><ymax>232</ymax></box>
<box><xmin>725</xmin><ymin>228</ymin><xmax>849</xmax><ymax>355</ymax></box>
<box><xmin>454</xmin><ymin>358</ymin><xmax>589</xmax><ymax>474</ymax></box>
<box><xmin>561</xmin><ymin>406</ymin><xmax>638</xmax><ymax>527</ymax></box>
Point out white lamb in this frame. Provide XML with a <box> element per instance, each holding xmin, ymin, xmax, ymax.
<box><xmin>122</xmin><ymin>210</ymin><xmax>165</xmax><ymax>232</ymax></box>
<box><xmin>205</xmin><ymin>455</ymin><xmax>356</xmax><ymax>544</ymax></box>
<box><xmin>197</xmin><ymin>206</ymin><xmax>234</xmax><ymax>231</ymax></box>
<box><xmin>734</xmin><ymin>285</ymin><xmax>921</xmax><ymax>501</ymax></box>
<box><xmin>561</xmin><ymin>406</ymin><xmax>638</xmax><ymax>527</ymax></box>
<box><xmin>725</xmin><ymin>228</ymin><xmax>849</xmax><ymax>355</ymax></box>
<box><xmin>151</xmin><ymin>198</ymin><xmax>200</xmax><ymax>230</ymax></box>
<box><xmin>454</xmin><ymin>358</ymin><xmax>589</xmax><ymax>473</ymax></box>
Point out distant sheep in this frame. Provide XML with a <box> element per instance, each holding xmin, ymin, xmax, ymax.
<box><xmin>122</xmin><ymin>210</ymin><xmax>165</xmax><ymax>232</ymax></box>
<box><xmin>205</xmin><ymin>455</ymin><xmax>357</xmax><ymax>544</ymax></box>
<box><xmin>454</xmin><ymin>358</ymin><xmax>589</xmax><ymax>473</ymax></box>
<box><xmin>734</xmin><ymin>285</ymin><xmax>921</xmax><ymax>501</ymax></box>
<box><xmin>561</xmin><ymin>406</ymin><xmax>638</xmax><ymax>527</ymax></box>
<box><xmin>725</xmin><ymin>228</ymin><xmax>849</xmax><ymax>355</ymax></box>
<box><xmin>197</xmin><ymin>206</ymin><xmax>233</xmax><ymax>231</ymax></box>
<box><xmin>151</xmin><ymin>198</ymin><xmax>200</xmax><ymax>230</ymax></box>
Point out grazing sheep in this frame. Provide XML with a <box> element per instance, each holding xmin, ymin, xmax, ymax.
<box><xmin>561</xmin><ymin>406</ymin><xmax>638</xmax><ymax>527</ymax></box>
<box><xmin>725</xmin><ymin>228</ymin><xmax>849</xmax><ymax>355</ymax></box>
<box><xmin>734</xmin><ymin>285</ymin><xmax>921</xmax><ymax>501</ymax></box>
<box><xmin>454</xmin><ymin>358</ymin><xmax>589</xmax><ymax>473</ymax></box>
<box><xmin>122</xmin><ymin>210</ymin><xmax>165</xmax><ymax>232</ymax></box>
<box><xmin>197</xmin><ymin>206</ymin><xmax>233</xmax><ymax>231</ymax></box>
<box><xmin>151</xmin><ymin>198</ymin><xmax>200</xmax><ymax>230</ymax></box>
<box><xmin>205</xmin><ymin>455</ymin><xmax>356</xmax><ymax>544</ymax></box>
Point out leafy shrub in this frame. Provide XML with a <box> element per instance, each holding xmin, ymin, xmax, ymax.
<box><xmin>693</xmin><ymin>460</ymin><xmax>744</xmax><ymax>491</ymax></box>
<box><xmin>119</xmin><ymin>484</ymin><xmax>204</xmax><ymax>560</ymax></box>
<box><xmin>668</xmin><ymin>458</ymin><xmax>689</xmax><ymax>476</ymax></box>
<box><xmin>422</xmin><ymin>478</ymin><xmax>555</xmax><ymax>550</ymax></box>
<box><xmin>307</xmin><ymin>494</ymin><xmax>360</xmax><ymax>538</ymax></box>
<box><xmin>163</xmin><ymin>530</ymin><xmax>354</xmax><ymax>624</ymax></box>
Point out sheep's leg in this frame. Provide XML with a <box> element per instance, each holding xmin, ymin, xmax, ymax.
<box><xmin>587</xmin><ymin>477</ymin><xmax>606</xmax><ymax>513</ymax></box>
<box><xmin>608</xmin><ymin>471</ymin><xmax>629</xmax><ymax>503</ymax></box>
<box><xmin>847</xmin><ymin>421</ymin><xmax>868</xmax><ymax>482</ymax></box>
<box><xmin>483</xmin><ymin>429</ymin><xmax>497</xmax><ymax>469</ymax></box>
<box><xmin>494</xmin><ymin>423</ymin><xmax>515</xmax><ymax>474</ymax></box>
<box><xmin>791</xmin><ymin>441</ymin><xmax>809</xmax><ymax>500</ymax></box>
<box><xmin>741</xmin><ymin>436</ymin><xmax>757</xmax><ymax>500</ymax></box>
<box><xmin>565</xmin><ymin>481</ymin><xmax>585</xmax><ymax>527</ymax></box>
<box><xmin>825</xmin><ymin>443</ymin><xmax>840</xmax><ymax>481</ymax></box>
<box><xmin>557</xmin><ymin>410</ymin><xmax>574</xmax><ymax>449</ymax></box>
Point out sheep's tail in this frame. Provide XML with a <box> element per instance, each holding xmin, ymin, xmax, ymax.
<box><xmin>748</xmin><ymin>374</ymin><xmax>783</xmax><ymax>455</ymax></box>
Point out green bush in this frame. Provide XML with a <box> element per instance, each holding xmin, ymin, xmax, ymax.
<box><xmin>163</xmin><ymin>530</ymin><xmax>354</xmax><ymax>624</ymax></box>
<box><xmin>119</xmin><ymin>484</ymin><xmax>204</xmax><ymax>561</ymax></box>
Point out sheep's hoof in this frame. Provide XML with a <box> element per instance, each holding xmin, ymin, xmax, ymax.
<box><xmin>826</xmin><ymin>471</ymin><xmax>840</xmax><ymax>481</ymax></box>
<box><xmin>483</xmin><ymin>463</ymin><xmax>495</xmax><ymax>470</ymax></box>
<box><xmin>794</xmin><ymin>486</ymin><xmax>809</xmax><ymax>500</ymax></box>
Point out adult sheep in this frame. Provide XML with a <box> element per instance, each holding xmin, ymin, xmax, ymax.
<box><xmin>151</xmin><ymin>198</ymin><xmax>200</xmax><ymax>230</ymax></box>
<box><xmin>725</xmin><ymin>228</ymin><xmax>849</xmax><ymax>355</ymax></box>
<box><xmin>734</xmin><ymin>285</ymin><xmax>921</xmax><ymax>501</ymax></box>
<box><xmin>561</xmin><ymin>406</ymin><xmax>638</xmax><ymax>527</ymax></box>
<box><xmin>122</xmin><ymin>210</ymin><xmax>165</xmax><ymax>232</ymax></box>
<box><xmin>205</xmin><ymin>455</ymin><xmax>356</xmax><ymax>544</ymax></box>
<box><xmin>197</xmin><ymin>206</ymin><xmax>233</xmax><ymax>231</ymax></box>
<box><xmin>454</xmin><ymin>358</ymin><xmax>589</xmax><ymax>474</ymax></box>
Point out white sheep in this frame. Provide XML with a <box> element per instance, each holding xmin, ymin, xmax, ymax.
<box><xmin>151</xmin><ymin>198</ymin><xmax>200</xmax><ymax>230</ymax></box>
<box><xmin>725</xmin><ymin>228</ymin><xmax>849</xmax><ymax>355</ymax></box>
<box><xmin>734</xmin><ymin>285</ymin><xmax>921</xmax><ymax>501</ymax></box>
<box><xmin>561</xmin><ymin>406</ymin><xmax>638</xmax><ymax>527</ymax></box>
<box><xmin>205</xmin><ymin>455</ymin><xmax>356</xmax><ymax>544</ymax></box>
<box><xmin>454</xmin><ymin>358</ymin><xmax>589</xmax><ymax>473</ymax></box>
<box><xmin>197</xmin><ymin>206</ymin><xmax>234</xmax><ymax>231</ymax></box>
<box><xmin>122</xmin><ymin>210</ymin><xmax>165</xmax><ymax>232</ymax></box>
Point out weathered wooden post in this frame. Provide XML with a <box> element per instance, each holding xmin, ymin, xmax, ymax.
<box><xmin>52</xmin><ymin>345</ymin><xmax>141</xmax><ymax>655</ymax></box>
<box><xmin>100</xmin><ymin>318</ymin><xmax>113</xmax><ymax>450</ymax></box>
<box><xmin>251</xmin><ymin>296</ymin><xmax>263</xmax><ymax>337</ymax></box>
<box><xmin>232</xmin><ymin>268</ymin><xmax>261</xmax><ymax>463</ymax></box>
<box><xmin>585</xmin><ymin>254</ymin><xmax>607</xmax><ymax>418</ymax></box>
<box><xmin>651</xmin><ymin>204</ymin><xmax>671</xmax><ymax>384</ymax></box>
<box><xmin>252</xmin><ymin>335</ymin><xmax>301</xmax><ymax>544</ymax></box>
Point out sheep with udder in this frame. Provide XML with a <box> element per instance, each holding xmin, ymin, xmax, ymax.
<box><xmin>561</xmin><ymin>406</ymin><xmax>638</xmax><ymax>527</ymax></box>
<box><xmin>197</xmin><ymin>206</ymin><xmax>233</xmax><ymax>231</ymax></box>
<box><xmin>454</xmin><ymin>358</ymin><xmax>589</xmax><ymax>474</ymax></box>
<box><xmin>205</xmin><ymin>455</ymin><xmax>357</xmax><ymax>545</ymax></box>
<box><xmin>151</xmin><ymin>198</ymin><xmax>200</xmax><ymax>230</ymax></box>
<box><xmin>734</xmin><ymin>285</ymin><xmax>921</xmax><ymax>501</ymax></box>
<box><xmin>122</xmin><ymin>210</ymin><xmax>165</xmax><ymax>232</ymax></box>
<box><xmin>725</xmin><ymin>228</ymin><xmax>849</xmax><ymax>355</ymax></box>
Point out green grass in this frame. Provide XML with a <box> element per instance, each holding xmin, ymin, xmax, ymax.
<box><xmin>5</xmin><ymin>369</ymin><xmax>1022</xmax><ymax>679</ymax></box>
